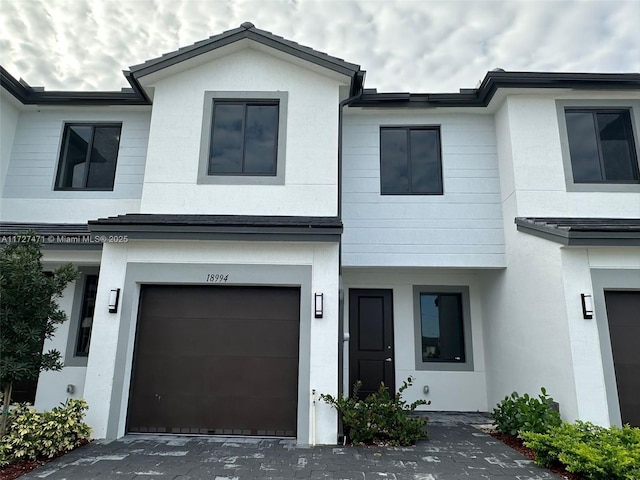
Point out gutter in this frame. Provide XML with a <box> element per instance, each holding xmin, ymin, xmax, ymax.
<box><xmin>336</xmin><ymin>74</ymin><xmax>365</xmax><ymax>441</ymax></box>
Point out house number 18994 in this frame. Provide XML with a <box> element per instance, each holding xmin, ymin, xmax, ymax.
<box><xmin>206</xmin><ymin>274</ymin><xmax>229</xmax><ymax>283</ymax></box>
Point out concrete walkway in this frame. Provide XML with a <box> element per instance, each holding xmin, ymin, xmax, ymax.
<box><xmin>20</xmin><ymin>414</ymin><xmax>560</xmax><ymax>479</ymax></box>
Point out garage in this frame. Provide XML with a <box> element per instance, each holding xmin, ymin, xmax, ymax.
<box><xmin>127</xmin><ymin>285</ymin><xmax>300</xmax><ymax>436</ymax></box>
<box><xmin>605</xmin><ymin>290</ymin><xmax>640</xmax><ymax>427</ymax></box>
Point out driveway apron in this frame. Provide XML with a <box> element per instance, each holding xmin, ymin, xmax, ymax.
<box><xmin>19</xmin><ymin>415</ymin><xmax>560</xmax><ymax>479</ymax></box>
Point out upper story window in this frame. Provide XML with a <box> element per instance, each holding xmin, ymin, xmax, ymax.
<box><xmin>198</xmin><ymin>92</ymin><xmax>288</xmax><ymax>185</ymax></box>
<box><xmin>380</xmin><ymin>126</ymin><xmax>443</xmax><ymax>195</ymax></box>
<box><xmin>209</xmin><ymin>101</ymin><xmax>279</xmax><ymax>175</ymax></box>
<box><xmin>564</xmin><ymin>108</ymin><xmax>639</xmax><ymax>184</ymax></box>
<box><xmin>55</xmin><ymin>123</ymin><xmax>122</xmax><ymax>190</ymax></box>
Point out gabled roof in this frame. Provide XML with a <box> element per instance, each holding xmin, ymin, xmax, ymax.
<box><xmin>129</xmin><ymin>22</ymin><xmax>363</xmax><ymax>85</ymax></box>
<box><xmin>515</xmin><ymin>217</ymin><xmax>640</xmax><ymax>246</ymax></box>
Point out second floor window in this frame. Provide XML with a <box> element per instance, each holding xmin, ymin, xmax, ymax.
<box><xmin>565</xmin><ymin>109</ymin><xmax>639</xmax><ymax>183</ymax></box>
<box><xmin>209</xmin><ymin>101</ymin><xmax>279</xmax><ymax>175</ymax></box>
<box><xmin>380</xmin><ymin>126</ymin><xmax>443</xmax><ymax>194</ymax></box>
<box><xmin>55</xmin><ymin>123</ymin><xmax>122</xmax><ymax>190</ymax></box>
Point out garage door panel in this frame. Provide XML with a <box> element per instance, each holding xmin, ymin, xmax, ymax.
<box><xmin>128</xmin><ymin>285</ymin><xmax>300</xmax><ymax>436</ymax></box>
<box><xmin>605</xmin><ymin>290</ymin><xmax>640</xmax><ymax>427</ymax></box>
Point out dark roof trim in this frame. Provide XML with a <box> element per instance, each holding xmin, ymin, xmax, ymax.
<box><xmin>1</xmin><ymin>66</ymin><xmax>150</xmax><ymax>106</ymax></box>
<box><xmin>89</xmin><ymin>214</ymin><xmax>343</xmax><ymax>242</ymax></box>
<box><xmin>351</xmin><ymin>71</ymin><xmax>640</xmax><ymax>108</ymax></box>
<box><xmin>0</xmin><ymin>222</ymin><xmax>102</xmax><ymax>249</ymax></box>
<box><xmin>129</xmin><ymin>22</ymin><xmax>361</xmax><ymax>80</ymax></box>
<box><xmin>515</xmin><ymin>217</ymin><xmax>640</xmax><ymax>246</ymax></box>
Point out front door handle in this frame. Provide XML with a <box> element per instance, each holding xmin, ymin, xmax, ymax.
<box><xmin>385</xmin><ymin>358</ymin><xmax>393</xmax><ymax>362</ymax></box>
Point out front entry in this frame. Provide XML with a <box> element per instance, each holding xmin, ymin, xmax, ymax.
<box><xmin>605</xmin><ymin>290</ymin><xmax>640</xmax><ymax>427</ymax></box>
<box><xmin>349</xmin><ymin>289</ymin><xmax>395</xmax><ymax>399</ymax></box>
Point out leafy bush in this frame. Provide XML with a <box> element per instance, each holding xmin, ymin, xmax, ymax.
<box><xmin>321</xmin><ymin>377</ymin><xmax>430</xmax><ymax>446</ymax></box>
<box><xmin>491</xmin><ymin>387</ymin><xmax>561</xmax><ymax>435</ymax></box>
<box><xmin>0</xmin><ymin>399</ymin><xmax>91</xmax><ymax>466</ymax></box>
<box><xmin>520</xmin><ymin>421</ymin><xmax>640</xmax><ymax>480</ymax></box>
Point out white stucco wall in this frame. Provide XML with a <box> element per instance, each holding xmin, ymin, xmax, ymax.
<box><xmin>343</xmin><ymin>268</ymin><xmax>488</xmax><ymax>412</ymax></box>
<box><xmin>342</xmin><ymin>109</ymin><xmax>505</xmax><ymax>268</ymax></box>
<box><xmin>1</xmin><ymin>108</ymin><xmax>149</xmax><ymax>223</ymax></box>
<box><xmin>140</xmin><ymin>47</ymin><xmax>344</xmax><ymax>216</ymax></box>
<box><xmin>83</xmin><ymin>239</ymin><xmax>340</xmax><ymax>445</ymax></box>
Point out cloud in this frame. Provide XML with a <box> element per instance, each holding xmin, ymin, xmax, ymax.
<box><xmin>1</xmin><ymin>0</ymin><xmax>638</xmax><ymax>93</ymax></box>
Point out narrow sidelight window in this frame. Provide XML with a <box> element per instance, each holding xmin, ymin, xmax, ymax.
<box><xmin>209</xmin><ymin>101</ymin><xmax>279</xmax><ymax>175</ymax></box>
<box><xmin>380</xmin><ymin>126</ymin><xmax>443</xmax><ymax>194</ymax></box>
<box><xmin>55</xmin><ymin>124</ymin><xmax>121</xmax><ymax>190</ymax></box>
<box><xmin>75</xmin><ymin>275</ymin><xmax>98</xmax><ymax>356</ymax></box>
<box><xmin>419</xmin><ymin>293</ymin><xmax>465</xmax><ymax>362</ymax></box>
<box><xmin>565</xmin><ymin>109</ymin><xmax>639</xmax><ymax>183</ymax></box>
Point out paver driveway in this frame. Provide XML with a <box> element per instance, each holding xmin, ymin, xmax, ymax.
<box><xmin>20</xmin><ymin>416</ymin><xmax>560</xmax><ymax>479</ymax></box>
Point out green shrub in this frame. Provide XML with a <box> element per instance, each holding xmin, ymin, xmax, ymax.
<box><xmin>0</xmin><ymin>398</ymin><xmax>91</xmax><ymax>466</ymax></box>
<box><xmin>520</xmin><ymin>421</ymin><xmax>640</xmax><ymax>480</ymax></box>
<box><xmin>321</xmin><ymin>377</ymin><xmax>430</xmax><ymax>446</ymax></box>
<box><xmin>491</xmin><ymin>387</ymin><xmax>561</xmax><ymax>435</ymax></box>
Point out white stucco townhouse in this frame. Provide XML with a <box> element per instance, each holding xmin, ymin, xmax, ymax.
<box><xmin>1</xmin><ymin>23</ymin><xmax>638</xmax><ymax>445</ymax></box>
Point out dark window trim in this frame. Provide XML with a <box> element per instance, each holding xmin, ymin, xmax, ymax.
<box><xmin>379</xmin><ymin>125</ymin><xmax>443</xmax><ymax>195</ymax></box>
<box><xmin>557</xmin><ymin>100</ymin><xmax>640</xmax><ymax>193</ymax></box>
<box><xmin>54</xmin><ymin>122</ymin><xmax>122</xmax><ymax>191</ymax></box>
<box><xmin>208</xmin><ymin>100</ymin><xmax>280</xmax><ymax>177</ymax></box>
<box><xmin>412</xmin><ymin>285</ymin><xmax>474</xmax><ymax>372</ymax></box>
<box><xmin>564</xmin><ymin>108</ymin><xmax>640</xmax><ymax>185</ymax></box>
<box><xmin>65</xmin><ymin>267</ymin><xmax>100</xmax><ymax>367</ymax></box>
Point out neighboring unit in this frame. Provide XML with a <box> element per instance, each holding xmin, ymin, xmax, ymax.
<box><xmin>1</xmin><ymin>23</ymin><xmax>638</xmax><ymax>444</ymax></box>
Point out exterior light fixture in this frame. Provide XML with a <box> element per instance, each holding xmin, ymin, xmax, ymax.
<box><xmin>109</xmin><ymin>288</ymin><xmax>120</xmax><ymax>313</ymax></box>
<box><xmin>314</xmin><ymin>293</ymin><xmax>324</xmax><ymax>318</ymax></box>
<box><xmin>581</xmin><ymin>293</ymin><xmax>593</xmax><ymax>319</ymax></box>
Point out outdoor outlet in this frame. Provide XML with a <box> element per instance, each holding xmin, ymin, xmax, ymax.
<box><xmin>423</xmin><ymin>385</ymin><xmax>429</xmax><ymax>394</ymax></box>
<box><xmin>66</xmin><ymin>384</ymin><xmax>75</xmax><ymax>394</ymax></box>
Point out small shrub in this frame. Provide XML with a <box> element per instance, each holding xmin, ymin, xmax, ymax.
<box><xmin>0</xmin><ymin>398</ymin><xmax>91</xmax><ymax>466</ymax></box>
<box><xmin>321</xmin><ymin>377</ymin><xmax>430</xmax><ymax>446</ymax></box>
<box><xmin>491</xmin><ymin>387</ymin><xmax>561</xmax><ymax>436</ymax></box>
<box><xmin>520</xmin><ymin>421</ymin><xmax>640</xmax><ymax>480</ymax></box>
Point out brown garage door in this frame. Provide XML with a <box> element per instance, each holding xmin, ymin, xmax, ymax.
<box><xmin>605</xmin><ymin>290</ymin><xmax>640</xmax><ymax>427</ymax></box>
<box><xmin>127</xmin><ymin>285</ymin><xmax>300</xmax><ymax>436</ymax></box>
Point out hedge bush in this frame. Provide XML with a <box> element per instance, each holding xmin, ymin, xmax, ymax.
<box><xmin>491</xmin><ymin>387</ymin><xmax>561</xmax><ymax>436</ymax></box>
<box><xmin>520</xmin><ymin>421</ymin><xmax>640</xmax><ymax>480</ymax></box>
<box><xmin>0</xmin><ymin>398</ymin><xmax>91</xmax><ymax>467</ymax></box>
<box><xmin>321</xmin><ymin>377</ymin><xmax>430</xmax><ymax>446</ymax></box>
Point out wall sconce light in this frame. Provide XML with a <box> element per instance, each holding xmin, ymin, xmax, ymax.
<box><xmin>581</xmin><ymin>293</ymin><xmax>593</xmax><ymax>319</ymax></box>
<box><xmin>314</xmin><ymin>293</ymin><xmax>324</xmax><ymax>318</ymax></box>
<box><xmin>109</xmin><ymin>288</ymin><xmax>120</xmax><ymax>313</ymax></box>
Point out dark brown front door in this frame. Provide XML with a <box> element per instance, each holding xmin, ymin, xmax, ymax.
<box><xmin>349</xmin><ymin>289</ymin><xmax>395</xmax><ymax>399</ymax></box>
<box><xmin>605</xmin><ymin>290</ymin><xmax>640</xmax><ymax>427</ymax></box>
<box><xmin>127</xmin><ymin>285</ymin><xmax>300</xmax><ymax>436</ymax></box>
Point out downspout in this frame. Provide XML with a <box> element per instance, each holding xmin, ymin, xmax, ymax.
<box><xmin>336</xmin><ymin>74</ymin><xmax>364</xmax><ymax>442</ymax></box>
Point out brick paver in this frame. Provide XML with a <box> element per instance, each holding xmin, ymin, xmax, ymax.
<box><xmin>20</xmin><ymin>416</ymin><xmax>560</xmax><ymax>479</ymax></box>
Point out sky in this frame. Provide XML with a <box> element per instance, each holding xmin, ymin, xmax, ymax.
<box><xmin>0</xmin><ymin>0</ymin><xmax>638</xmax><ymax>94</ymax></box>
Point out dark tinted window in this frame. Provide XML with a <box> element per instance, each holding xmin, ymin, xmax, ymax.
<box><xmin>55</xmin><ymin>124</ymin><xmax>121</xmax><ymax>190</ymax></box>
<box><xmin>380</xmin><ymin>127</ymin><xmax>442</xmax><ymax>194</ymax></box>
<box><xmin>565</xmin><ymin>109</ymin><xmax>639</xmax><ymax>183</ymax></box>
<box><xmin>419</xmin><ymin>293</ymin><xmax>464</xmax><ymax>362</ymax></box>
<box><xmin>75</xmin><ymin>275</ymin><xmax>98</xmax><ymax>356</ymax></box>
<box><xmin>209</xmin><ymin>101</ymin><xmax>278</xmax><ymax>175</ymax></box>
